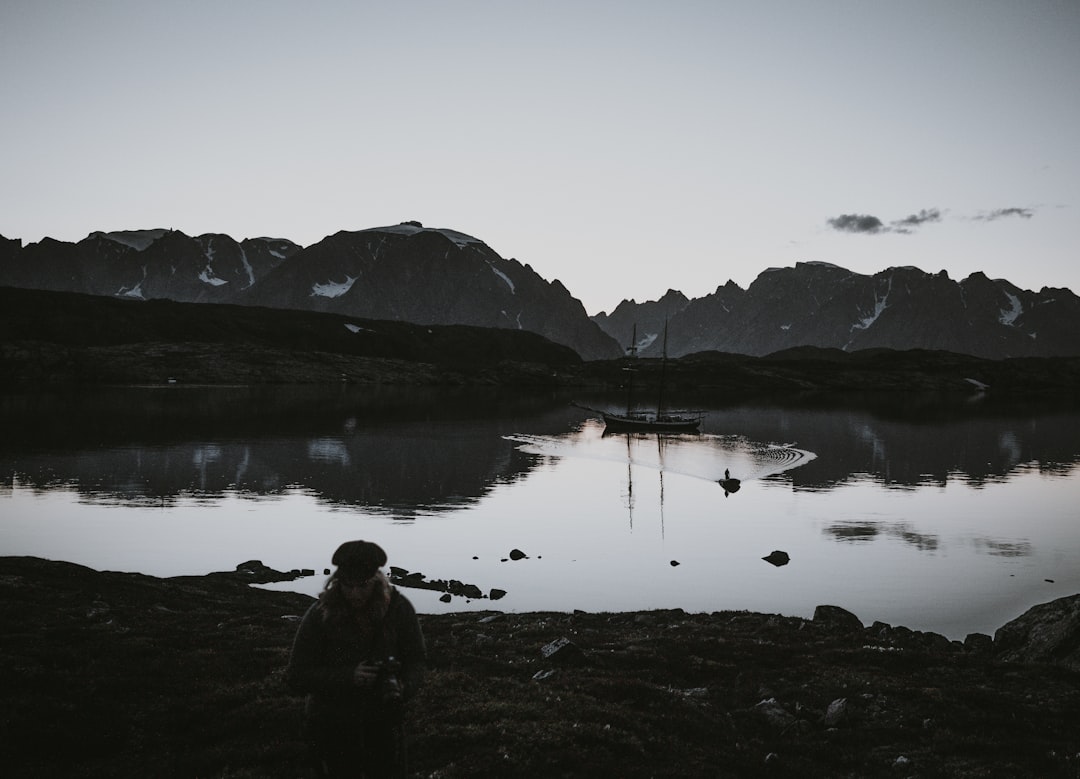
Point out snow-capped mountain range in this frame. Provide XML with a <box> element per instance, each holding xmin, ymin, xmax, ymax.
<box><xmin>1</xmin><ymin>224</ymin><xmax>1077</xmax><ymax>360</ymax></box>
<box><xmin>0</xmin><ymin>222</ymin><xmax>620</xmax><ymax>360</ymax></box>
<box><xmin>595</xmin><ymin>261</ymin><xmax>1080</xmax><ymax>359</ymax></box>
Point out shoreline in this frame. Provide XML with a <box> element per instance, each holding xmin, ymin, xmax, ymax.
<box><xmin>3</xmin><ymin>556</ymin><xmax>1079</xmax><ymax>777</ymax></box>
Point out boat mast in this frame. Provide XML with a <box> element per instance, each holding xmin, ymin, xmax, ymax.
<box><xmin>656</xmin><ymin>319</ymin><xmax>669</xmax><ymax>419</ymax></box>
<box><xmin>624</xmin><ymin>323</ymin><xmax>638</xmax><ymax>415</ymax></box>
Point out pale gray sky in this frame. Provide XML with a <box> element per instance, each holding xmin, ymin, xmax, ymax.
<box><xmin>2</xmin><ymin>0</ymin><xmax>1077</xmax><ymax>314</ymax></box>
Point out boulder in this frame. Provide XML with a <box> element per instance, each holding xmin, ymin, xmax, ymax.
<box><xmin>540</xmin><ymin>637</ymin><xmax>587</xmax><ymax>666</ymax></box>
<box><xmin>753</xmin><ymin>698</ymin><xmax>795</xmax><ymax>729</ymax></box>
<box><xmin>813</xmin><ymin>605</ymin><xmax>863</xmax><ymax>633</ymax></box>
<box><xmin>994</xmin><ymin>594</ymin><xmax>1080</xmax><ymax>669</ymax></box>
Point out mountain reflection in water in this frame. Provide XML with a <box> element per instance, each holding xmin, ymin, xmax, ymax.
<box><xmin>1</xmin><ymin>386</ymin><xmax>1078</xmax><ymax>639</ymax></box>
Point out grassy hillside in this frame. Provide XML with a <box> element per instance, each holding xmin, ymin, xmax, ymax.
<box><xmin>3</xmin><ymin>285</ymin><xmax>1079</xmax><ymax>396</ymax></box>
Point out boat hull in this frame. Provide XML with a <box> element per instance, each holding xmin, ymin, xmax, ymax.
<box><xmin>601</xmin><ymin>412</ymin><xmax>701</xmax><ymax>433</ymax></box>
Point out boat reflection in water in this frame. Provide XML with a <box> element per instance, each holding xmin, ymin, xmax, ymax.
<box><xmin>508</xmin><ymin>422</ymin><xmax>815</xmax><ymax>496</ymax></box>
<box><xmin>5</xmin><ymin>385</ymin><xmax>1079</xmax><ymax>639</ymax></box>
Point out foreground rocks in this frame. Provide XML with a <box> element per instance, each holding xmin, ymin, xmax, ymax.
<box><xmin>2</xmin><ymin>557</ymin><xmax>1079</xmax><ymax>778</ymax></box>
<box><xmin>994</xmin><ymin>594</ymin><xmax>1080</xmax><ymax>668</ymax></box>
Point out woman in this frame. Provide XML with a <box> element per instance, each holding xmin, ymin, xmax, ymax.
<box><xmin>287</xmin><ymin>540</ymin><xmax>426</xmax><ymax>779</ymax></box>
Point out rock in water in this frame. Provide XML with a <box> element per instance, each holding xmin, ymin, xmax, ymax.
<box><xmin>762</xmin><ymin>550</ymin><xmax>790</xmax><ymax>567</ymax></box>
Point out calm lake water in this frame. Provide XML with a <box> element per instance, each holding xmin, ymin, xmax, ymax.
<box><xmin>2</xmin><ymin>385</ymin><xmax>1078</xmax><ymax>640</ymax></box>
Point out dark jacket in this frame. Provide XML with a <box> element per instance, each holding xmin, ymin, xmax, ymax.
<box><xmin>286</xmin><ymin>587</ymin><xmax>426</xmax><ymax>724</ymax></box>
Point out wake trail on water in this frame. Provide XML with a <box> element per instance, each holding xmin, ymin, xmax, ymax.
<box><xmin>505</xmin><ymin>431</ymin><xmax>816</xmax><ymax>484</ymax></box>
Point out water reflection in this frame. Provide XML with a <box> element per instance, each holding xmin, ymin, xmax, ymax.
<box><xmin>702</xmin><ymin>399</ymin><xmax>1080</xmax><ymax>489</ymax></box>
<box><xmin>1</xmin><ymin>386</ymin><xmax>577</xmax><ymax>512</ymax></box>
<box><xmin>2</xmin><ymin>387</ymin><xmax>1079</xmax><ymax>639</ymax></box>
<box><xmin>509</xmin><ymin>426</ymin><xmax>815</xmax><ymax>491</ymax></box>
<box><xmin>823</xmin><ymin>521</ymin><xmax>941</xmax><ymax>552</ymax></box>
<box><xmin>3</xmin><ymin>388</ymin><xmax>1077</xmax><ymax>505</ymax></box>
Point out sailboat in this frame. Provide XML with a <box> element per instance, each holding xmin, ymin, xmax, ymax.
<box><xmin>595</xmin><ymin>322</ymin><xmax>702</xmax><ymax>433</ymax></box>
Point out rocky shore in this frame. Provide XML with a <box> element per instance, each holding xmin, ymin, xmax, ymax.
<box><xmin>2</xmin><ymin>556</ymin><xmax>1078</xmax><ymax>778</ymax></box>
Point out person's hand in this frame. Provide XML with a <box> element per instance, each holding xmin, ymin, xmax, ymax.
<box><xmin>352</xmin><ymin>662</ymin><xmax>380</xmax><ymax>687</ymax></box>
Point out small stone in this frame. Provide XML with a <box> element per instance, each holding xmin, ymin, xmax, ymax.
<box><xmin>509</xmin><ymin>549</ymin><xmax>528</xmax><ymax>561</ymax></box>
<box><xmin>439</xmin><ymin>593</ymin><xmax>452</xmax><ymax>603</ymax></box>
<box><xmin>670</xmin><ymin>560</ymin><xmax>680</xmax><ymax>567</ymax></box>
<box><xmin>489</xmin><ymin>588</ymin><xmax>507</xmax><ymax>601</ymax></box>
<box><xmin>822</xmin><ymin>697</ymin><xmax>848</xmax><ymax>727</ymax></box>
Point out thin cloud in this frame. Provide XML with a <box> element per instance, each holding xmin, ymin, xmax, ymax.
<box><xmin>890</xmin><ymin>208</ymin><xmax>942</xmax><ymax>233</ymax></box>
<box><xmin>827</xmin><ymin>208</ymin><xmax>941</xmax><ymax>235</ymax></box>
<box><xmin>829</xmin><ymin>205</ymin><xmax>1033</xmax><ymax>235</ymax></box>
<box><xmin>827</xmin><ymin>214</ymin><xmax>886</xmax><ymax>234</ymax></box>
<box><xmin>974</xmin><ymin>207</ymin><xmax>1034</xmax><ymax>221</ymax></box>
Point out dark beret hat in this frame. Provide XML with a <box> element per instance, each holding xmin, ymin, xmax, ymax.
<box><xmin>332</xmin><ymin>540</ymin><xmax>387</xmax><ymax>576</ymax></box>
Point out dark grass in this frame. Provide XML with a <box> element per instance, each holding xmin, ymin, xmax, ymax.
<box><xmin>2</xmin><ymin>558</ymin><xmax>1079</xmax><ymax>778</ymax></box>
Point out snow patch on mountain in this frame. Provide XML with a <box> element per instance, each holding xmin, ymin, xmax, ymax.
<box><xmin>199</xmin><ymin>268</ymin><xmax>228</xmax><ymax>286</ymax></box>
<box><xmin>312</xmin><ymin>276</ymin><xmax>357</xmax><ymax>298</ymax></box>
<box><xmin>251</xmin><ymin>238</ymin><xmax>295</xmax><ymax>261</ymax></box>
<box><xmin>238</xmin><ymin>245</ymin><xmax>255</xmax><ymax>287</ymax></box>
<box><xmin>117</xmin><ymin>283</ymin><xmax>144</xmax><ymax>299</ymax></box>
<box><xmin>93</xmin><ymin>229</ymin><xmax>170</xmax><ymax>251</ymax></box>
<box><xmin>199</xmin><ymin>239</ymin><xmax>229</xmax><ymax>287</ymax></box>
<box><xmin>362</xmin><ymin>222</ymin><xmax>485</xmax><ymax>248</ymax></box>
<box><xmin>637</xmin><ymin>332</ymin><xmax>659</xmax><ymax>352</ymax></box>
<box><xmin>999</xmin><ymin>291</ymin><xmax>1023</xmax><ymax>326</ymax></box>
<box><xmin>852</xmin><ymin>278</ymin><xmax>892</xmax><ymax>331</ymax></box>
<box><xmin>487</xmin><ymin>260</ymin><xmax>515</xmax><ymax>293</ymax></box>
<box><xmin>116</xmin><ymin>266</ymin><xmax>148</xmax><ymax>299</ymax></box>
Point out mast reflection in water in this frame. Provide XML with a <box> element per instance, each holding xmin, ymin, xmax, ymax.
<box><xmin>2</xmin><ymin>386</ymin><xmax>1078</xmax><ymax>640</ymax></box>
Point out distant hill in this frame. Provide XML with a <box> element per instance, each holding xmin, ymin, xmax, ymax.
<box><xmin>4</xmin><ymin>286</ymin><xmax>1079</xmax><ymax>395</ymax></box>
<box><xmin>0</xmin><ymin>286</ymin><xmax>581</xmax><ymax>386</ymax></box>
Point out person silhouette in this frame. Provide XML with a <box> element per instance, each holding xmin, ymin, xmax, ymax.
<box><xmin>719</xmin><ymin>468</ymin><xmax>741</xmax><ymax>497</ymax></box>
<box><xmin>287</xmin><ymin>540</ymin><xmax>426</xmax><ymax>778</ymax></box>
